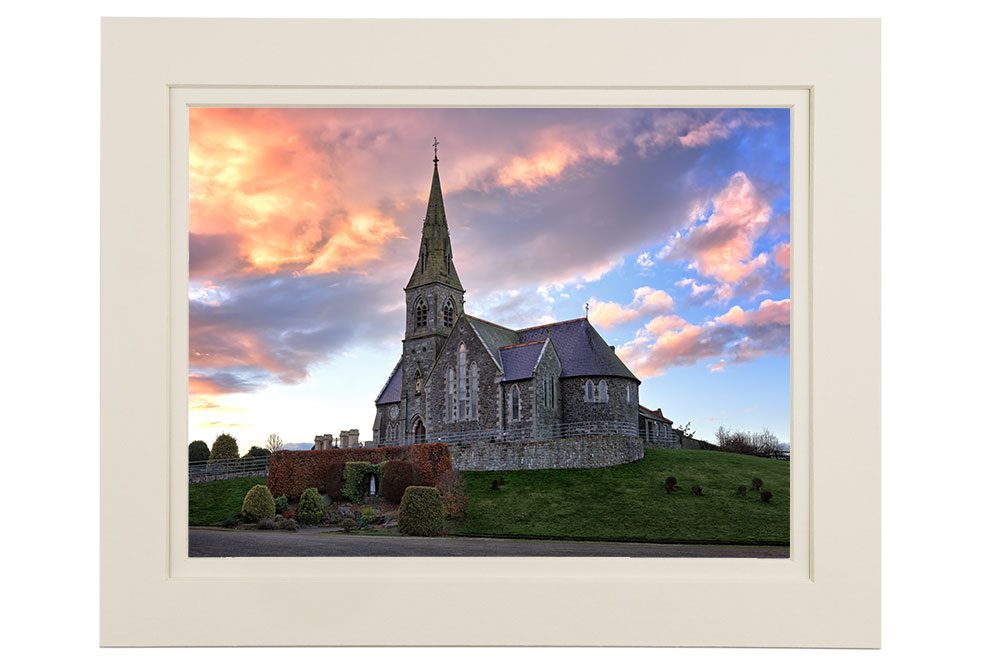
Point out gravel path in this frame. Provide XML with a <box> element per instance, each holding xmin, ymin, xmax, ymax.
<box><xmin>189</xmin><ymin>527</ymin><xmax>789</xmax><ymax>558</ymax></box>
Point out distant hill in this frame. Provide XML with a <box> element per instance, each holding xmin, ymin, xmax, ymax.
<box><xmin>282</xmin><ymin>442</ymin><xmax>315</xmax><ymax>451</ymax></box>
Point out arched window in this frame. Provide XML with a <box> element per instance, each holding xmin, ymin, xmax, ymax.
<box><xmin>415</xmin><ymin>298</ymin><xmax>428</xmax><ymax>328</ymax></box>
<box><xmin>412</xmin><ymin>416</ymin><xmax>426</xmax><ymax>444</ymax></box>
<box><xmin>598</xmin><ymin>380</ymin><xmax>608</xmax><ymax>403</ymax></box>
<box><xmin>458</xmin><ymin>343</ymin><xmax>467</xmax><ymax>420</ymax></box>
<box><xmin>470</xmin><ymin>362</ymin><xmax>479</xmax><ymax>419</ymax></box>
<box><xmin>447</xmin><ymin>367</ymin><xmax>455</xmax><ymax>422</ymax></box>
<box><xmin>585</xmin><ymin>380</ymin><xmax>595</xmax><ymax>402</ymax></box>
<box><xmin>443</xmin><ymin>298</ymin><xmax>455</xmax><ymax>327</ymax></box>
<box><xmin>511</xmin><ymin>385</ymin><xmax>521</xmax><ymax>421</ymax></box>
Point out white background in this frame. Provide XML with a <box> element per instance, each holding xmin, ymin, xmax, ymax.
<box><xmin>2</xmin><ymin>1</ymin><xmax>996</xmax><ymax>663</ymax></box>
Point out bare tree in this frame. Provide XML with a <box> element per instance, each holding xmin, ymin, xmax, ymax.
<box><xmin>716</xmin><ymin>425</ymin><xmax>780</xmax><ymax>458</ymax></box>
<box><xmin>265</xmin><ymin>433</ymin><xmax>284</xmax><ymax>454</ymax></box>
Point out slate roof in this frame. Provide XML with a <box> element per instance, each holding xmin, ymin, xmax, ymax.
<box><xmin>466</xmin><ymin>316</ymin><xmax>520</xmax><ymax>370</ymax></box>
<box><xmin>375</xmin><ymin>359</ymin><xmax>403</xmax><ymax>405</ymax></box>
<box><xmin>639</xmin><ymin>404</ymin><xmax>673</xmax><ymax>424</ymax></box>
<box><xmin>498</xmin><ymin>340</ymin><xmax>546</xmax><ymax>381</ymax></box>
<box><xmin>517</xmin><ymin>318</ymin><xmax>638</xmax><ymax>381</ymax></box>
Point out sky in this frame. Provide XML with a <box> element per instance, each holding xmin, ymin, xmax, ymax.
<box><xmin>188</xmin><ymin>107</ymin><xmax>791</xmax><ymax>452</ymax></box>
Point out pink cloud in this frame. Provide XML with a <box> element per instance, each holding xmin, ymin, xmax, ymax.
<box><xmin>617</xmin><ymin>298</ymin><xmax>790</xmax><ymax>379</ymax></box>
<box><xmin>588</xmin><ymin>286</ymin><xmax>675</xmax><ymax>329</ymax></box>
<box><xmin>659</xmin><ymin>172</ymin><xmax>773</xmax><ymax>287</ymax></box>
<box><xmin>634</xmin><ymin>110</ymin><xmax>771</xmax><ymax>156</ymax></box>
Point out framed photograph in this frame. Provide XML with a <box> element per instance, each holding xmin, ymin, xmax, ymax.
<box><xmin>101</xmin><ymin>18</ymin><xmax>879</xmax><ymax>647</ymax></box>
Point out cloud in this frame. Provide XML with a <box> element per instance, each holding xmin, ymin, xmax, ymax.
<box><xmin>636</xmin><ymin>252</ymin><xmax>654</xmax><ymax>271</ymax></box>
<box><xmin>659</xmin><ymin>172</ymin><xmax>773</xmax><ymax>287</ymax></box>
<box><xmin>617</xmin><ymin>298</ymin><xmax>789</xmax><ymax>378</ymax></box>
<box><xmin>675</xmin><ymin>277</ymin><xmax>713</xmax><ymax>298</ymax></box>
<box><xmin>189</xmin><ymin>273</ymin><xmax>400</xmax><ymax>397</ymax></box>
<box><xmin>588</xmin><ymin>286</ymin><xmax>675</xmax><ymax>329</ymax></box>
<box><xmin>634</xmin><ymin>110</ymin><xmax>772</xmax><ymax>156</ymax></box>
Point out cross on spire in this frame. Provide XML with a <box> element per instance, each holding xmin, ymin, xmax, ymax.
<box><xmin>432</xmin><ymin>137</ymin><xmax>440</xmax><ymax>164</ymax></box>
<box><xmin>585</xmin><ymin>301</ymin><xmax>590</xmax><ymax>318</ymax></box>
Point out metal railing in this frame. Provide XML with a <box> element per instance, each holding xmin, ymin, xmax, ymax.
<box><xmin>188</xmin><ymin>457</ymin><xmax>269</xmax><ymax>483</ymax></box>
<box><xmin>382</xmin><ymin>420</ymin><xmax>643</xmax><ymax>447</ymax></box>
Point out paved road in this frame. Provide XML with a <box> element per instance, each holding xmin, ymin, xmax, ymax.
<box><xmin>189</xmin><ymin>528</ymin><xmax>789</xmax><ymax>558</ymax></box>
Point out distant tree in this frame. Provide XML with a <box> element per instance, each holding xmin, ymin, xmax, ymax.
<box><xmin>188</xmin><ymin>440</ymin><xmax>210</xmax><ymax>462</ymax></box>
<box><xmin>210</xmin><ymin>433</ymin><xmax>239</xmax><ymax>461</ymax></box>
<box><xmin>243</xmin><ymin>446</ymin><xmax>270</xmax><ymax>459</ymax></box>
<box><xmin>265</xmin><ymin>433</ymin><xmax>285</xmax><ymax>454</ymax></box>
<box><xmin>716</xmin><ymin>426</ymin><xmax>780</xmax><ymax>458</ymax></box>
<box><xmin>676</xmin><ymin>422</ymin><xmax>696</xmax><ymax>438</ymax></box>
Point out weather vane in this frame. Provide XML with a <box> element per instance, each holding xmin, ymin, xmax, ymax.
<box><xmin>433</xmin><ymin>136</ymin><xmax>440</xmax><ymax>164</ymax></box>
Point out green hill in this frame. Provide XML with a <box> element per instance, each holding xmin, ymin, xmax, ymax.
<box><xmin>457</xmin><ymin>449</ymin><xmax>789</xmax><ymax>545</ymax></box>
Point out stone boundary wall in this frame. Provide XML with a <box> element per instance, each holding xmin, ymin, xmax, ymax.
<box><xmin>448</xmin><ymin>435</ymin><xmax>644</xmax><ymax>472</ymax></box>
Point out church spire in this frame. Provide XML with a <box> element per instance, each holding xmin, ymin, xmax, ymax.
<box><xmin>406</xmin><ymin>141</ymin><xmax>464</xmax><ymax>291</ymax></box>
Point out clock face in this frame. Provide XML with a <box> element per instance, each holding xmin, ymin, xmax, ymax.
<box><xmin>389</xmin><ymin>405</ymin><xmax>399</xmax><ymax>420</ymax></box>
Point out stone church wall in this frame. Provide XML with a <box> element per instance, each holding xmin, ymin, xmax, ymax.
<box><xmin>425</xmin><ymin>322</ymin><xmax>502</xmax><ymax>437</ymax></box>
<box><xmin>559</xmin><ymin>376</ymin><xmax>639</xmax><ymax>428</ymax></box>
<box><xmin>448</xmin><ymin>435</ymin><xmax>645</xmax><ymax>471</ymax></box>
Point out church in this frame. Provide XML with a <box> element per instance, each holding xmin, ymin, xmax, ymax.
<box><xmin>373</xmin><ymin>149</ymin><xmax>643</xmax><ymax>446</ymax></box>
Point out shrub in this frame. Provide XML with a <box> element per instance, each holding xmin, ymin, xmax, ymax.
<box><xmin>241</xmin><ymin>484</ymin><xmax>276</xmax><ymax>521</ymax></box>
<box><xmin>279</xmin><ymin>518</ymin><xmax>298</xmax><ymax>531</ymax></box>
<box><xmin>188</xmin><ymin>440</ymin><xmax>210</xmax><ymax>462</ymax></box>
<box><xmin>342</xmin><ymin>462</ymin><xmax>380</xmax><ymax>503</ymax></box>
<box><xmin>340</xmin><ymin>518</ymin><xmax>357</xmax><ymax>533</ymax></box>
<box><xmin>751</xmin><ymin>477</ymin><xmax>764</xmax><ymax>492</ymax></box>
<box><xmin>716</xmin><ymin>426</ymin><xmax>781</xmax><ymax>458</ymax></box>
<box><xmin>360</xmin><ymin>506</ymin><xmax>378</xmax><ymax>527</ymax></box>
<box><xmin>296</xmin><ymin>487</ymin><xmax>325</xmax><ymax>525</ymax></box>
<box><xmin>436</xmin><ymin>469</ymin><xmax>469</xmax><ymax>518</ymax></box>
<box><xmin>491</xmin><ymin>478</ymin><xmax>503</xmax><ymax>490</ymax></box>
<box><xmin>274</xmin><ymin>495</ymin><xmax>288</xmax><ymax>513</ymax></box>
<box><xmin>737</xmin><ymin>485</ymin><xmax>748</xmax><ymax>496</ymax></box>
<box><xmin>380</xmin><ymin>460</ymin><xmax>418</xmax><ymax>503</ymax></box>
<box><xmin>210</xmin><ymin>433</ymin><xmax>239</xmax><ymax>461</ymax></box>
<box><xmin>257</xmin><ymin>518</ymin><xmax>275</xmax><ymax>530</ymax></box>
<box><xmin>398</xmin><ymin>486</ymin><xmax>445</xmax><ymax>536</ymax></box>
<box><xmin>243</xmin><ymin>446</ymin><xmax>270</xmax><ymax>460</ymax></box>
<box><xmin>691</xmin><ymin>485</ymin><xmax>703</xmax><ymax>496</ymax></box>
<box><xmin>220</xmin><ymin>515</ymin><xmax>240</xmax><ymax>528</ymax></box>
<box><xmin>282</xmin><ymin>509</ymin><xmax>295</xmax><ymax>520</ymax></box>
<box><xmin>664</xmin><ymin>476</ymin><xmax>678</xmax><ymax>492</ymax></box>
<box><xmin>760</xmin><ymin>490</ymin><xmax>774</xmax><ymax>503</ymax></box>
<box><xmin>267</xmin><ymin>443</ymin><xmax>452</xmax><ymax>500</ymax></box>
<box><xmin>325</xmin><ymin>462</ymin><xmax>345</xmax><ymax>500</ymax></box>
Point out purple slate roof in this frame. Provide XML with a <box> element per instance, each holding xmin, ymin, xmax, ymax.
<box><xmin>498</xmin><ymin>341</ymin><xmax>546</xmax><ymax>381</ymax></box>
<box><xmin>375</xmin><ymin>359</ymin><xmax>403</xmax><ymax>405</ymax></box>
<box><xmin>517</xmin><ymin>318</ymin><xmax>637</xmax><ymax>381</ymax></box>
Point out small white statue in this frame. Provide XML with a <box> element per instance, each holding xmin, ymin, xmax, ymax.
<box><xmin>369</xmin><ymin>475</ymin><xmax>377</xmax><ymax>496</ymax></box>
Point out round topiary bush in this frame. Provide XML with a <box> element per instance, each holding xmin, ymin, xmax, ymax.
<box><xmin>380</xmin><ymin>460</ymin><xmax>417</xmax><ymax>503</ymax></box>
<box><xmin>241</xmin><ymin>484</ymin><xmax>276</xmax><ymax>521</ymax></box>
<box><xmin>398</xmin><ymin>486</ymin><xmax>445</xmax><ymax>536</ymax></box>
<box><xmin>274</xmin><ymin>495</ymin><xmax>288</xmax><ymax>514</ymax></box>
<box><xmin>664</xmin><ymin>476</ymin><xmax>678</xmax><ymax>492</ymax></box>
<box><xmin>760</xmin><ymin>490</ymin><xmax>774</xmax><ymax>503</ymax></box>
<box><xmin>751</xmin><ymin>477</ymin><xmax>764</xmax><ymax>492</ymax></box>
<box><xmin>296</xmin><ymin>487</ymin><xmax>325</xmax><ymax>525</ymax></box>
<box><xmin>188</xmin><ymin>440</ymin><xmax>210</xmax><ymax>462</ymax></box>
<box><xmin>210</xmin><ymin>433</ymin><xmax>239</xmax><ymax>460</ymax></box>
<box><xmin>691</xmin><ymin>485</ymin><xmax>704</xmax><ymax>496</ymax></box>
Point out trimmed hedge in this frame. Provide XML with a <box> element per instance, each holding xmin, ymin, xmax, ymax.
<box><xmin>296</xmin><ymin>487</ymin><xmax>325</xmax><ymax>525</ymax></box>
<box><xmin>241</xmin><ymin>484</ymin><xmax>275</xmax><ymax>521</ymax></box>
<box><xmin>267</xmin><ymin>443</ymin><xmax>452</xmax><ymax>500</ymax></box>
<box><xmin>398</xmin><ymin>486</ymin><xmax>445</xmax><ymax>536</ymax></box>
<box><xmin>380</xmin><ymin>460</ymin><xmax>418</xmax><ymax>503</ymax></box>
<box><xmin>325</xmin><ymin>462</ymin><xmax>345</xmax><ymax>500</ymax></box>
<box><xmin>188</xmin><ymin>440</ymin><xmax>210</xmax><ymax>462</ymax></box>
<box><xmin>210</xmin><ymin>433</ymin><xmax>239</xmax><ymax>461</ymax></box>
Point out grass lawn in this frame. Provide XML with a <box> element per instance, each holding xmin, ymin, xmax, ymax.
<box><xmin>457</xmin><ymin>449</ymin><xmax>790</xmax><ymax>545</ymax></box>
<box><xmin>189</xmin><ymin>476</ymin><xmax>267</xmax><ymax>526</ymax></box>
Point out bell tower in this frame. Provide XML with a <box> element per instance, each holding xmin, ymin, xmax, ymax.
<box><xmin>400</xmin><ymin>140</ymin><xmax>465</xmax><ymax>434</ymax></box>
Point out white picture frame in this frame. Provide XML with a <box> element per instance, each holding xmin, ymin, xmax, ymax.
<box><xmin>101</xmin><ymin>18</ymin><xmax>879</xmax><ymax>647</ymax></box>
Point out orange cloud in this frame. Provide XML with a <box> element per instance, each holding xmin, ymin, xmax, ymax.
<box><xmin>588</xmin><ymin>286</ymin><xmax>674</xmax><ymax>329</ymax></box>
<box><xmin>189</xmin><ymin>108</ymin><xmax>402</xmax><ymax>275</ymax></box>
